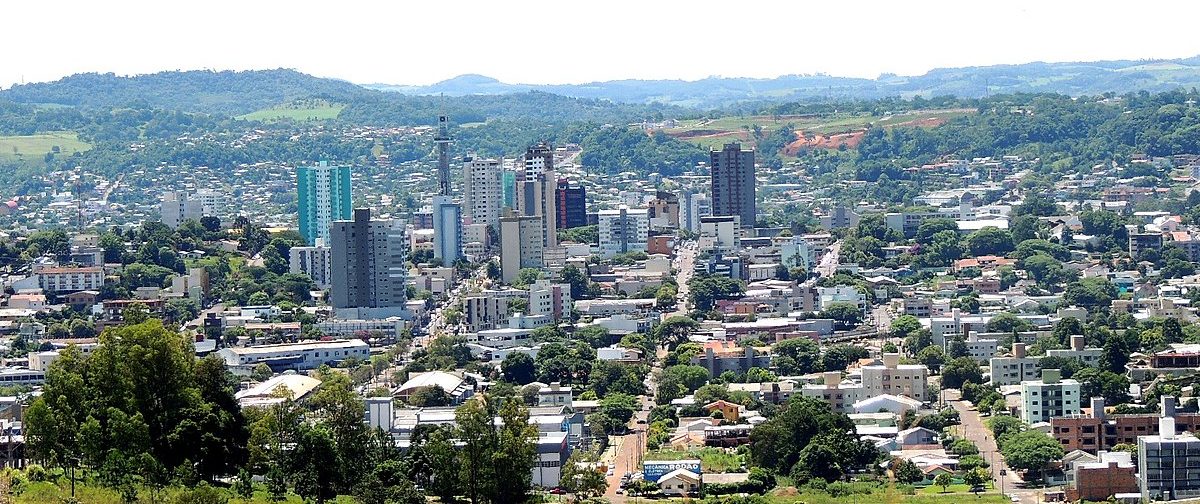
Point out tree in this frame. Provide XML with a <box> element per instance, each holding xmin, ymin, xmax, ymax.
<box><xmin>559</xmin><ymin>264</ymin><xmax>591</xmax><ymax>300</ymax></box>
<box><xmin>1100</xmin><ymin>333</ymin><xmax>1132</xmax><ymax>373</ymax></box>
<box><xmin>916</xmin><ymin>218</ymin><xmax>958</xmax><ymax>244</ymax></box>
<box><xmin>987</xmin><ymin>415</ymin><xmax>1024</xmax><ymax>446</ymax></box>
<box><xmin>688</xmin><ymin>273</ymin><xmax>744</xmax><ymax>311</ymax></box>
<box><xmin>1063</xmin><ymin>277</ymin><xmax>1117</xmax><ymax>310</ymax></box>
<box><xmin>933</xmin><ymin>472</ymin><xmax>953</xmax><ymax>493</ymax></box>
<box><xmin>292</xmin><ymin>425</ymin><xmax>339</xmax><ymax>503</ymax></box>
<box><xmin>965</xmin><ymin>226</ymin><xmax>1014</xmax><ymax>256</ymax></box>
<box><xmin>492</xmin><ymin>396</ymin><xmax>539</xmax><ymax>503</ymax></box>
<box><xmin>501</xmin><ymin>352</ymin><xmax>536</xmax><ymax>385</ymax></box>
<box><xmin>820</xmin><ymin>302</ymin><xmax>864</xmax><ymax>330</ymax></box>
<box><xmin>893</xmin><ymin>459</ymin><xmax>923</xmax><ymax>484</ymax></box>
<box><xmin>561</xmin><ymin>450</ymin><xmax>608</xmax><ymax>502</ymax></box>
<box><xmin>916</xmin><ymin>346</ymin><xmax>946</xmax><ymax>372</ymax></box>
<box><xmin>820</xmin><ymin>344</ymin><xmax>869</xmax><ymax>372</ymax></box>
<box><xmin>891</xmin><ymin>315</ymin><xmax>922</xmax><ymax>338</ymax></box>
<box><xmin>749</xmin><ymin>396</ymin><xmax>857</xmax><ymax>476</ymax></box>
<box><xmin>986</xmin><ymin>312</ymin><xmax>1032</xmax><ymax>333</ymax></box>
<box><xmin>512</xmin><ymin>268</ymin><xmax>543</xmax><ymax>288</ymax></box>
<box><xmin>1001</xmin><ymin>430</ymin><xmax>1064</xmax><ymax>481</ymax></box>
<box><xmin>963</xmin><ymin>467</ymin><xmax>989</xmax><ymax>491</ymax></box>
<box><xmin>409</xmin><ymin>385</ymin><xmax>452</xmax><ymax>407</ymax></box>
<box><xmin>1073</xmin><ymin>368</ymin><xmax>1130</xmax><ymax>406</ymax></box>
<box><xmin>940</xmin><ymin>357</ymin><xmax>983</xmax><ymax>389</ymax></box>
<box><xmin>654</xmin><ymin>315</ymin><xmax>699</xmax><ymax>348</ymax></box>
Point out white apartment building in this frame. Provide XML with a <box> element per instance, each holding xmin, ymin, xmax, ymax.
<box><xmin>800</xmin><ymin>371</ymin><xmax>865</xmax><ymax>413</ymax></box>
<box><xmin>499</xmin><ymin>215</ymin><xmax>544</xmax><ymax>283</ymax></box>
<box><xmin>698</xmin><ymin>215</ymin><xmax>740</xmax><ymax>254</ymax></box>
<box><xmin>290</xmin><ymin>245</ymin><xmax>333</xmax><ymax>289</ymax></box>
<box><xmin>1020</xmin><ymin>368</ymin><xmax>1081</xmax><ymax>424</ymax></box>
<box><xmin>989</xmin><ymin>342</ymin><xmax>1043</xmax><ymax>386</ymax></box>
<box><xmin>597</xmin><ymin>206</ymin><xmax>649</xmax><ymax>257</ymax></box>
<box><xmin>816</xmin><ymin>285</ymin><xmax>867</xmax><ymax>314</ymax></box>
<box><xmin>861</xmin><ymin>353</ymin><xmax>928</xmax><ymax>402</ymax></box>
<box><xmin>463</xmin><ymin>157</ymin><xmax>502</xmax><ymax>228</ymax></box>
<box><xmin>161</xmin><ymin>190</ymin><xmax>220</xmax><ymax>228</ymax></box>
<box><xmin>36</xmin><ymin>266</ymin><xmax>104</xmax><ymax>293</ymax></box>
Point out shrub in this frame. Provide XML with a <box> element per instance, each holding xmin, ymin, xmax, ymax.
<box><xmin>24</xmin><ymin>465</ymin><xmax>47</xmax><ymax>482</ymax></box>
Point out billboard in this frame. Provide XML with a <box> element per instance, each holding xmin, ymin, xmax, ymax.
<box><xmin>642</xmin><ymin>459</ymin><xmax>702</xmax><ymax>482</ymax></box>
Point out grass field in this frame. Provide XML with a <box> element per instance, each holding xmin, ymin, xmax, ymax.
<box><xmin>15</xmin><ymin>480</ymin><xmax>362</xmax><ymax>504</ymax></box>
<box><xmin>664</xmin><ymin>108</ymin><xmax>974</xmax><ymax>152</ymax></box>
<box><xmin>0</xmin><ymin>131</ymin><xmax>91</xmax><ymax>165</ymax></box>
<box><xmin>644</xmin><ymin>447</ymin><xmax>745</xmax><ymax>473</ymax></box>
<box><xmin>238</xmin><ymin>100</ymin><xmax>345</xmax><ymax>122</ymax></box>
<box><xmin>753</xmin><ymin>483</ymin><xmax>1008</xmax><ymax>504</ymax></box>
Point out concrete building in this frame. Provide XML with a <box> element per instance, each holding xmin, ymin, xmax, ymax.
<box><xmin>555</xmin><ymin>179</ymin><xmax>587</xmax><ymax>229</ymax></box>
<box><xmin>1052</xmin><ymin>396</ymin><xmax>1200</xmax><ymax>453</ymax></box>
<box><xmin>990</xmin><ymin>343</ymin><xmax>1043</xmax><ymax>386</ymax></box>
<box><xmin>691</xmin><ymin>340</ymin><xmax>771</xmax><ymax>376</ymax></box>
<box><xmin>680</xmin><ymin>190</ymin><xmax>711</xmax><ymax>233</ymax></box>
<box><xmin>710</xmin><ymin>143</ymin><xmax>756</xmax><ymax>228</ymax></box>
<box><xmin>330</xmin><ymin>209</ymin><xmax>408</xmax><ymax>316</ymax></box>
<box><xmin>297</xmin><ymin>161</ymin><xmax>353</xmax><ymax>246</ymax></box>
<box><xmin>289</xmin><ymin>245</ymin><xmax>333</xmax><ymax>289</ymax></box>
<box><xmin>598</xmin><ymin>206</ymin><xmax>649</xmax><ymax>257</ymax></box>
<box><xmin>215</xmin><ymin>339</ymin><xmax>370</xmax><ymax>371</ymax></box>
<box><xmin>527</xmin><ymin>279</ymin><xmax>571</xmax><ymax>321</ymax></box>
<box><xmin>820</xmin><ymin>207</ymin><xmax>861</xmax><ymax>230</ymax></box>
<box><xmin>647</xmin><ymin>191</ymin><xmax>680</xmax><ymax>229</ymax></box>
<box><xmin>160</xmin><ymin>190</ymin><xmax>219</xmax><ymax>228</ymax></box>
<box><xmin>517</xmin><ymin>143</ymin><xmax>558</xmax><ymax>249</ymax></box>
<box><xmin>1020</xmin><ymin>368</ymin><xmax>1081</xmax><ymax>424</ymax></box>
<box><xmin>463</xmin><ymin>156</ymin><xmax>502</xmax><ymax>229</ymax></box>
<box><xmin>500</xmin><ymin>215</ymin><xmax>544</xmax><ymax>283</ymax></box>
<box><xmin>431</xmin><ymin>195</ymin><xmax>463</xmax><ymax>264</ymax></box>
<box><xmin>861</xmin><ymin>354</ymin><xmax>929</xmax><ymax>402</ymax></box>
<box><xmin>36</xmin><ymin>266</ymin><xmax>104</xmax><ymax>293</ymax></box>
<box><xmin>1138</xmin><ymin>412</ymin><xmax>1200</xmax><ymax>502</ymax></box>
<box><xmin>699</xmin><ymin>215</ymin><xmax>740</xmax><ymax>254</ymax></box>
<box><xmin>800</xmin><ymin>371</ymin><xmax>864</xmax><ymax>413</ymax></box>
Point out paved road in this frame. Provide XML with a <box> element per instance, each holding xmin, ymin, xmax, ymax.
<box><xmin>671</xmin><ymin>241</ymin><xmax>696</xmax><ymax>318</ymax></box>
<box><xmin>945</xmin><ymin>389</ymin><xmax>1039</xmax><ymax>504</ymax></box>
<box><xmin>816</xmin><ymin>240</ymin><xmax>843</xmax><ymax>277</ymax></box>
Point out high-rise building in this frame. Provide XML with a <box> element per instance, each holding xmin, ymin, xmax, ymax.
<box><xmin>680</xmin><ymin>190</ymin><xmax>711</xmax><ymax>233</ymax></box>
<box><xmin>463</xmin><ymin>156</ymin><xmax>501</xmax><ymax>230</ymax></box>
<box><xmin>598</xmin><ymin>206</ymin><xmax>649</xmax><ymax>257</ymax></box>
<box><xmin>435</xmin><ymin>116</ymin><xmax>452</xmax><ymax>196</ymax></box>
<box><xmin>500</xmin><ymin>215</ymin><xmax>544</xmax><ymax>283</ymax></box>
<box><xmin>1020</xmin><ymin>368</ymin><xmax>1081</xmax><ymax>424</ymax></box>
<box><xmin>289</xmin><ymin>244</ymin><xmax>332</xmax><ymax>289</ymax></box>
<box><xmin>555</xmin><ymin>179</ymin><xmax>587</xmax><ymax>229</ymax></box>
<box><xmin>297</xmin><ymin>161</ymin><xmax>353</xmax><ymax>245</ymax></box>
<box><xmin>517</xmin><ymin>143</ymin><xmax>558</xmax><ymax>248</ymax></box>
<box><xmin>161</xmin><ymin>190</ymin><xmax>220</xmax><ymax>228</ymax></box>
<box><xmin>647</xmin><ymin>191</ymin><xmax>680</xmax><ymax>229</ymax></box>
<box><xmin>432</xmin><ymin>195</ymin><xmax>462</xmax><ymax>265</ymax></box>
<box><xmin>501</xmin><ymin>169</ymin><xmax>517</xmax><ymax>210</ymax></box>
<box><xmin>710</xmin><ymin>143</ymin><xmax>756</xmax><ymax>228</ymax></box>
<box><xmin>330</xmin><ymin>208</ymin><xmax>408</xmax><ymax>314</ymax></box>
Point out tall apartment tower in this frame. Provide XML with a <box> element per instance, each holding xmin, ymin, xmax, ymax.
<box><xmin>161</xmin><ymin>190</ymin><xmax>220</xmax><ymax>229</ymax></box>
<box><xmin>709</xmin><ymin>143</ymin><xmax>756</xmax><ymax>228</ymax></box>
<box><xmin>432</xmin><ymin>195</ymin><xmax>463</xmax><ymax>264</ymax></box>
<box><xmin>500</xmin><ymin>215</ymin><xmax>544</xmax><ymax>283</ymax></box>
<box><xmin>330</xmin><ymin>208</ymin><xmax>408</xmax><ymax>312</ymax></box>
<box><xmin>463</xmin><ymin>156</ymin><xmax>502</xmax><ymax>230</ymax></box>
<box><xmin>289</xmin><ymin>244</ymin><xmax>333</xmax><ymax>289</ymax></box>
<box><xmin>435</xmin><ymin>116</ymin><xmax>452</xmax><ymax>196</ymax></box>
<box><xmin>555</xmin><ymin>179</ymin><xmax>587</xmax><ymax>229</ymax></box>
<box><xmin>517</xmin><ymin>143</ymin><xmax>558</xmax><ymax>248</ymax></box>
<box><xmin>297</xmin><ymin>161</ymin><xmax>353</xmax><ymax>245</ymax></box>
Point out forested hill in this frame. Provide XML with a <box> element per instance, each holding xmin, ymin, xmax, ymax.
<box><xmin>370</xmin><ymin>56</ymin><xmax>1200</xmax><ymax>107</ymax></box>
<box><xmin>0</xmin><ymin>70</ymin><xmax>688</xmax><ymax>125</ymax></box>
<box><xmin>0</xmin><ymin>69</ymin><xmax>370</xmax><ymax>115</ymax></box>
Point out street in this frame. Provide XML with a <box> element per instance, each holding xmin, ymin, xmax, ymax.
<box><xmin>945</xmin><ymin>389</ymin><xmax>1039</xmax><ymax>504</ymax></box>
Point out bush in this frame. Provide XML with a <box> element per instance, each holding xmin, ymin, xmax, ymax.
<box><xmin>826</xmin><ymin>482</ymin><xmax>854</xmax><ymax>497</ymax></box>
<box><xmin>173</xmin><ymin>483</ymin><xmax>229</xmax><ymax>504</ymax></box>
<box><xmin>24</xmin><ymin>464</ymin><xmax>47</xmax><ymax>482</ymax></box>
<box><xmin>897</xmin><ymin>484</ymin><xmax>917</xmax><ymax>495</ymax></box>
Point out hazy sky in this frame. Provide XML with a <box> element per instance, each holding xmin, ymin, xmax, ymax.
<box><xmin>4</xmin><ymin>0</ymin><xmax>1200</xmax><ymax>89</ymax></box>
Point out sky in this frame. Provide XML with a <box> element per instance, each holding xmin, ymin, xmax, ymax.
<box><xmin>4</xmin><ymin>0</ymin><xmax>1200</xmax><ymax>89</ymax></box>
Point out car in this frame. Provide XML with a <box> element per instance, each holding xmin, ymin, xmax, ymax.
<box><xmin>549</xmin><ymin>488</ymin><xmax>564</xmax><ymax>495</ymax></box>
<box><xmin>615</xmin><ymin>488</ymin><xmax>624</xmax><ymax>495</ymax></box>
<box><xmin>607</xmin><ymin>468</ymin><xmax>614</xmax><ymax>476</ymax></box>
